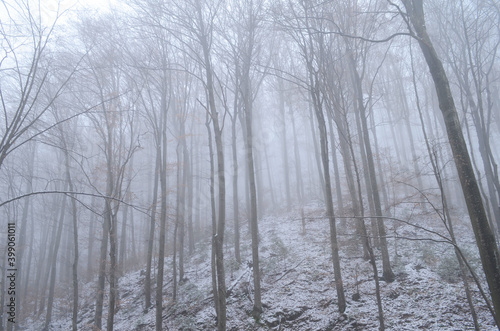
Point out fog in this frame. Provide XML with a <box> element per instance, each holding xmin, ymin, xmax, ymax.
<box><xmin>1</xmin><ymin>0</ymin><xmax>500</xmax><ymax>330</ymax></box>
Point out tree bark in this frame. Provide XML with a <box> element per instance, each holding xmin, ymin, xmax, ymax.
<box><xmin>206</xmin><ymin>114</ymin><xmax>220</xmax><ymax>323</ymax></box>
<box><xmin>348</xmin><ymin>54</ymin><xmax>395</xmax><ymax>282</ymax></box>
<box><xmin>231</xmin><ymin>102</ymin><xmax>241</xmax><ymax>264</ymax></box>
<box><xmin>402</xmin><ymin>0</ymin><xmax>500</xmax><ymax>325</ymax></box>
<box><xmin>155</xmin><ymin>79</ymin><xmax>169</xmax><ymax>331</ymax></box>
<box><xmin>43</xmin><ymin>185</ymin><xmax>67</xmax><ymax>331</ymax></box>
<box><xmin>279</xmin><ymin>79</ymin><xmax>292</xmax><ymax>210</ymax></box>
<box><xmin>145</xmin><ymin>148</ymin><xmax>160</xmax><ymax>311</ymax></box>
<box><xmin>242</xmin><ymin>75</ymin><xmax>263</xmax><ymax>318</ymax></box>
<box><xmin>290</xmin><ymin>109</ymin><xmax>305</xmax><ymax>203</ymax></box>
<box><xmin>94</xmin><ymin>198</ymin><xmax>110</xmax><ymax>330</ymax></box>
<box><xmin>310</xmin><ymin>89</ymin><xmax>346</xmax><ymax>312</ymax></box>
<box><xmin>195</xmin><ymin>2</ymin><xmax>227</xmax><ymax>327</ymax></box>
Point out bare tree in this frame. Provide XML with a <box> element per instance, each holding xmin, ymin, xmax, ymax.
<box><xmin>0</xmin><ymin>0</ymin><xmax>81</xmax><ymax>170</ymax></box>
<box><xmin>226</xmin><ymin>0</ymin><xmax>270</xmax><ymax>317</ymax></box>
<box><xmin>397</xmin><ymin>0</ymin><xmax>500</xmax><ymax>325</ymax></box>
<box><xmin>434</xmin><ymin>0</ymin><xmax>500</xmax><ymax>233</ymax></box>
<box><xmin>76</xmin><ymin>14</ymin><xmax>140</xmax><ymax>330</ymax></box>
<box><xmin>277</xmin><ymin>0</ymin><xmax>347</xmax><ymax>312</ymax></box>
<box><xmin>164</xmin><ymin>0</ymin><xmax>229</xmax><ymax>328</ymax></box>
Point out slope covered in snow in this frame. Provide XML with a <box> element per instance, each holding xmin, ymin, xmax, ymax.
<box><xmin>26</xmin><ymin>202</ymin><xmax>497</xmax><ymax>330</ymax></box>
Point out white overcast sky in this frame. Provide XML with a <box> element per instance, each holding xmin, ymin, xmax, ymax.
<box><xmin>40</xmin><ymin>0</ymin><xmax>118</xmax><ymax>24</ymax></box>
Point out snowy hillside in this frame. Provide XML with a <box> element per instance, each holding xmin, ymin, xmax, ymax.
<box><xmin>24</xmin><ymin>203</ymin><xmax>496</xmax><ymax>330</ymax></box>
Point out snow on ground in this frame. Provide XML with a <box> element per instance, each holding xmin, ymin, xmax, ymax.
<box><xmin>27</xmin><ymin>202</ymin><xmax>497</xmax><ymax>330</ymax></box>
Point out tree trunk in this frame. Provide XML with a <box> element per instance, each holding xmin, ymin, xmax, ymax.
<box><xmin>341</xmin><ymin>108</ymin><xmax>369</xmax><ymax>259</ymax></box>
<box><xmin>194</xmin><ymin>2</ymin><xmax>227</xmax><ymax>326</ymax></box>
<box><xmin>43</xmin><ymin>187</ymin><xmax>67</xmax><ymax>331</ymax></box>
<box><xmin>186</xmin><ymin>137</ymin><xmax>195</xmax><ymax>256</ymax></box>
<box><xmin>369</xmin><ymin>109</ymin><xmax>390</xmax><ymax>214</ymax></box>
<box><xmin>326</xmin><ymin>107</ymin><xmax>344</xmax><ymax>217</ymax></box>
<box><xmin>279</xmin><ymin>80</ymin><xmax>292</xmax><ymax>210</ymax></box>
<box><xmin>231</xmin><ymin>108</ymin><xmax>241</xmax><ymax>264</ymax></box>
<box><xmin>403</xmin><ymin>0</ymin><xmax>500</xmax><ymax>325</ymax></box>
<box><xmin>155</xmin><ymin>83</ymin><xmax>169</xmax><ymax>331</ymax></box>
<box><xmin>352</xmin><ymin>94</ymin><xmax>378</xmax><ymax>246</ymax></box>
<box><xmin>310</xmin><ymin>91</ymin><xmax>346</xmax><ymax>313</ymax></box>
<box><xmin>206</xmin><ymin>115</ymin><xmax>220</xmax><ymax>323</ymax></box>
<box><xmin>145</xmin><ymin>143</ymin><xmax>160</xmax><ymax>311</ymax></box>
<box><xmin>16</xmin><ymin>144</ymin><xmax>35</xmax><ymax>322</ymax></box>
<box><xmin>87</xmin><ymin>199</ymin><xmax>96</xmax><ymax>282</ymax></box>
<box><xmin>63</xmin><ymin>144</ymin><xmax>79</xmax><ymax>331</ymax></box>
<box><xmin>308</xmin><ymin>104</ymin><xmax>326</xmax><ymax>200</ymax></box>
<box><xmin>349</xmin><ymin>55</ymin><xmax>395</xmax><ymax>282</ymax></box>
<box><xmin>290</xmin><ymin>109</ymin><xmax>305</xmax><ymax>203</ymax></box>
<box><xmin>412</xmin><ymin>56</ymin><xmax>480</xmax><ymax>329</ymax></box>
<box><xmin>179</xmin><ymin>119</ymin><xmax>189</xmax><ymax>278</ymax></box>
<box><xmin>107</xmin><ymin>210</ymin><xmax>118</xmax><ymax>331</ymax></box>
<box><xmin>34</xmin><ymin>219</ymin><xmax>51</xmax><ymax>316</ymax></box>
<box><xmin>119</xmin><ymin>155</ymin><xmax>133</xmax><ymax>274</ymax></box>
<box><xmin>173</xmin><ymin>140</ymin><xmax>184</xmax><ymax>300</ymax></box>
<box><xmin>94</xmin><ymin>198</ymin><xmax>110</xmax><ymax>330</ymax></box>
<box><xmin>242</xmin><ymin>78</ymin><xmax>263</xmax><ymax>318</ymax></box>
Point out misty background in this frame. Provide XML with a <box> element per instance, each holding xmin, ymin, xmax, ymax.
<box><xmin>1</xmin><ymin>0</ymin><xmax>500</xmax><ymax>330</ymax></box>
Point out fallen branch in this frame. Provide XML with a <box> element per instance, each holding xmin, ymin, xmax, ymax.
<box><xmin>227</xmin><ymin>266</ymin><xmax>251</xmax><ymax>296</ymax></box>
<box><xmin>274</xmin><ymin>258</ymin><xmax>306</xmax><ymax>283</ymax></box>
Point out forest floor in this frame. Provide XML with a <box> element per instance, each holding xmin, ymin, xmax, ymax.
<box><xmin>26</xmin><ymin>201</ymin><xmax>498</xmax><ymax>330</ymax></box>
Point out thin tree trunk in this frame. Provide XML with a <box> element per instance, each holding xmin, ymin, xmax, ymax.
<box><xmin>308</xmin><ymin>104</ymin><xmax>326</xmax><ymax>199</ymax></box>
<box><xmin>43</xmin><ymin>186</ymin><xmax>68</xmax><ymax>331</ymax></box>
<box><xmin>155</xmin><ymin>82</ymin><xmax>168</xmax><ymax>331</ymax></box>
<box><xmin>107</xmin><ymin>210</ymin><xmax>118</xmax><ymax>331</ymax></box>
<box><xmin>231</xmin><ymin>111</ymin><xmax>241</xmax><ymax>264</ymax></box>
<box><xmin>34</xmin><ymin>218</ymin><xmax>51</xmax><ymax>316</ymax></box>
<box><xmin>353</xmin><ymin>95</ymin><xmax>378</xmax><ymax>245</ymax></box>
<box><xmin>304</xmin><ymin>36</ymin><xmax>346</xmax><ymax>310</ymax></box>
<box><xmin>334</xmin><ymin>106</ymin><xmax>361</xmax><ymax>219</ymax></box>
<box><xmin>326</xmin><ymin>108</ymin><xmax>344</xmax><ymax>216</ymax></box>
<box><xmin>129</xmin><ymin>206</ymin><xmax>137</xmax><ymax>267</ymax></box>
<box><xmin>87</xmin><ymin>199</ymin><xmax>96</xmax><ymax>282</ymax></box>
<box><xmin>206</xmin><ymin>115</ymin><xmax>220</xmax><ymax>322</ymax></box>
<box><xmin>16</xmin><ymin>144</ymin><xmax>35</xmax><ymax>321</ymax></box>
<box><xmin>349</xmin><ymin>55</ymin><xmax>394</xmax><ymax>282</ymax></box>
<box><xmin>254</xmin><ymin>139</ymin><xmax>265</xmax><ymax>218</ymax></box>
<box><xmin>312</xmin><ymin>99</ymin><xmax>346</xmax><ymax>312</ymax></box>
<box><xmin>186</xmin><ymin>137</ymin><xmax>195</xmax><ymax>255</ymax></box>
<box><xmin>290</xmin><ymin>110</ymin><xmax>305</xmax><ymax>203</ymax></box>
<box><xmin>22</xmin><ymin>208</ymin><xmax>34</xmax><ymax>318</ymax></box>
<box><xmin>279</xmin><ymin>80</ymin><xmax>292</xmax><ymax>210</ymax></box>
<box><xmin>400</xmin><ymin>84</ymin><xmax>424</xmax><ymax>195</ymax></box>
<box><xmin>212</xmin><ymin>71</ymin><xmax>227</xmax><ymax>331</ymax></box>
<box><xmin>196</xmin><ymin>6</ymin><xmax>228</xmax><ymax>326</ymax></box>
<box><xmin>179</xmin><ymin>119</ymin><xmax>189</xmax><ymax>276</ymax></box>
<box><xmin>118</xmin><ymin>201</ymin><xmax>129</xmax><ymax>273</ymax></box>
<box><xmin>62</xmin><ymin>143</ymin><xmax>80</xmax><ymax>331</ymax></box>
<box><xmin>173</xmin><ymin>141</ymin><xmax>183</xmax><ymax>299</ymax></box>
<box><xmin>369</xmin><ymin>108</ymin><xmax>390</xmax><ymax>214</ymax></box>
<box><xmin>263</xmin><ymin>145</ymin><xmax>277</xmax><ymax>208</ymax></box>
<box><xmin>119</xmin><ymin>154</ymin><xmax>133</xmax><ymax>274</ymax></box>
<box><xmin>145</xmin><ymin>144</ymin><xmax>160</xmax><ymax>311</ymax></box>
<box><xmin>342</xmin><ymin>110</ymin><xmax>369</xmax><ymax>259</ymax></box>
<box><xmin>243</xmin><ymin>81</ymin><xmax>263</xmax><ymax>318</ymax></box>
<box><xmin>94</xmin><ymin>198</ymin><xmax>110</xmax><ymax>330</ymax></box>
